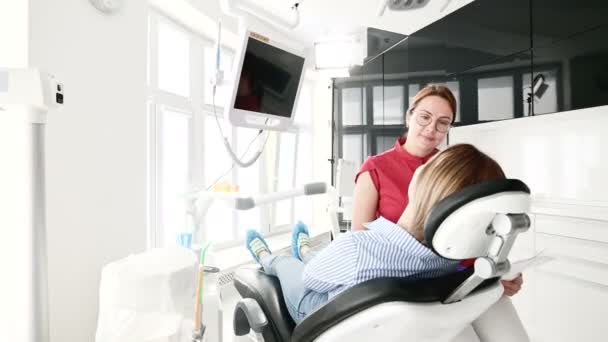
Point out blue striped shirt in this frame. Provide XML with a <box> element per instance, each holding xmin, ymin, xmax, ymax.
<box><xmin>303</xmin><ymin>217</ymin><xmax>460</xmax><ymax>299</ymax></box>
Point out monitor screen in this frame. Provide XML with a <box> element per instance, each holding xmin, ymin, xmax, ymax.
<box><xmin>233</xmin><ymin>36</ymin><xmax>305</xmax><ymax>118</ymax></box>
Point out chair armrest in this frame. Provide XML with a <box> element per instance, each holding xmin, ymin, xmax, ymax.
<box><xmin>233</xmin><ymin>267</ymin><xmax>296</xmax><ymax>341</ymax></box>
<box><xmin>234</xmin><ymin>298</ymin><xmax>268</xmax><ymax>335</ymax></box>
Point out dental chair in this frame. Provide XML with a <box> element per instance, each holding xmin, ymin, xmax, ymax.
<box><xmin>232</xmin><ymin>179</ymin><xmax>531</xmax><ymax>342</ymax></box>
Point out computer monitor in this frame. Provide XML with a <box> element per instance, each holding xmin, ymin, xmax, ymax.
<box><xmin>226</xmin><ymin>31</ymin><xmax>306</xmax><ymax>131</ymax></box>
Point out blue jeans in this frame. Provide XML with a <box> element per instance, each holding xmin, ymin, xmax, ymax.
<box><xmin>260</xmin><ymin>251</ymin><xmax>328</xmax><ymax>324</ymax></box>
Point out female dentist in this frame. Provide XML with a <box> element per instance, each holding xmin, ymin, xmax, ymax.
<box><xmin>351</xmin><ymin>84</ymin><xmax>523</xmax><ymax>296</ymax></box>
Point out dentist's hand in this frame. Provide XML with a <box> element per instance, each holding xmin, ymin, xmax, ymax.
<box><xmin>501</xmin><ymin>274</ymin><xmax>523</xmax><ymax>296</ymax></box>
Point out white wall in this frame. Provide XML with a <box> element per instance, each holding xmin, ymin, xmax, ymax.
<box><xmin>28</xmin><ymin>1</ymin><xmax>147</xmax><ymax>341</ymax></box>
<box><xmin>0</xmin><ymin>0</ymin><xmax>28</xmax><ymax>67</ymax></box>
<box><xmin>449</xmin><ymin>108</ymin><xmax>608</xmax><ymax>205</ymax></box>
<box><xmin>449</xmin><ymin>106</ymin><xmax>608</xmax><ymax>341</ymax></box>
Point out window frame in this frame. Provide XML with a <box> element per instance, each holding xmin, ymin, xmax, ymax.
<box><xmin>270</xmin><ymin>128</ymin><xmax>301</xmax><ymax>234</ymax></box>
<box><xmin>149</xmin><ymin>10</ymin><xmax>265</xmax><ymax>250</ymax></box>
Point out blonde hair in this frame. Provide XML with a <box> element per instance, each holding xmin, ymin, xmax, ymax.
<box><xmin>409</xmin><ymin>144</ymin><xmax>505</xmax><ymax>241</ymax></box>
<box><xmin>407</xmin><ymin>84</ymin><xmax>457</xmax><ymax>123</ymax></box>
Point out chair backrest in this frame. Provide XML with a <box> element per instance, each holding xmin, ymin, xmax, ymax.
<box><xmin>291</xmin><ymin>268</ymin><xmax>498</xmax><ymax>342</ymax></box>
<box><xmin>311</xmin><ymin>284</ymin><xmax>503</xmax><ymax>342</ymax></box>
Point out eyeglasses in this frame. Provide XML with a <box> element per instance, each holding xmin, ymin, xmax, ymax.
<box><xmin>412</xmin><ymin>110</ymin><xmax>452</xmax><ymax>133</ymax></box>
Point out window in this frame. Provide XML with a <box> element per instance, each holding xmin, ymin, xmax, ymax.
<box><xmin>157</xmin><ymin>20</ymin><xmax>190</xmax><ymax>98</ymax></box>
<box><xmin>274</xmin><ymin>132</ymin><xmax>298</xmax><ymax>228</ymax></box>
<box><xmin>272</xmin><ymin>132</ymin><xmax>315</xmax><ymax>230</ymax></box>
<box><xmin>294</xmin><ymin>129</ymin><xmax>313</xmax><ymax>224</ymax></box>
<box><xmin>158</xmin><ymin>108</ymin><xmax>192</xmax><ymax>246</ymax></box>
<box><xmin>148</xmin><ymin>14</ymin><xmax>195</xmax><ymax>248</ymax></box>
<box><xmin>203</xmin><ymin>117</ymin><xmax>235</xmax><ymax>243</ymax></box>
<box><xmin>373</xmin><ymin>85</ymin><xmax>405</xmax><ymax>125</ymax></box>
<box><xmin>293</xmin><ymin>83</ymin><xmax>314</xmax><ymax>226</ymax></box>
<box><xmin>235</xmin><ymin>127</ymin><xmax>263</xmax><ymax>236</ymax></box>
<box><xmin>149</xmin><ymin>12</ymin><xmax>265</xmax><ymax>248</ymax></box>
<box><xmin>477</xmin><ymin>76</ymin><xmax>514</xmax><ymax>121</ymax></box>
<box><xmin>204</xmin><ymin>118</ymin><xmax>233</xmax><ymax>189</ymax></box>
<box><xmin>342</xmin><ymin>133</ymin><xmax>367</xmax><ymax>169</ymax></box>
<box><xmin>446</xmin><ymin>81</ymin><xmax>461</xmax><ymax>122</ymax></box>
<box><xmin>408</xmin><ymin>84</ymin><xmax>420</xmax><ymax>108</ymax></box>
<box><xmin>341</xmin><ymin>87</ymin><xmax>366</xmax><ymax>125</ymax></box>
<box><xmin>149</xmin><ymin>11</ymin><xmax>317</xmax><ymax>248</ymax></box>
<box><xmin>203</xmin><ymin>47</ymin><xmax>235</xmax><ymax>108</ymax></box>
<box><xmin>375</xmin><ymin>135</ymin><xmax>394</xmax><ymax>154</ymax></box>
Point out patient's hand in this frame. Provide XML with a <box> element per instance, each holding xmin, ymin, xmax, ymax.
<box><xmin>501</xmin><ymin>274</ymin><xmax>523</xmax><ymax>296</ymax></box>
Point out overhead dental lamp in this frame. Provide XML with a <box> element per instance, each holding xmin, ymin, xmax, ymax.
<box><xmin>377</xmin><ymin>0</ymin><xmax>431</xmax><ymax>16</ymax></box>
<box><xmin>377</xmin><ymin>0</ymin><xmax>456</xmax><ymax>16</ymax></box>
<box><xmin>0</xmin><ymin>69</ymin><xmax>63</xmax><ymax>342</ymax></box>
<box><xmin>220</xmin><ymin>0</ymin><xmax>301</xmax><ymax>32</ymax></box>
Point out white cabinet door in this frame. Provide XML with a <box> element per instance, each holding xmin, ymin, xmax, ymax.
<box><xmin>532</xmin><ymin>258</ymin><xmax>608</xmax><ymax>342</ymax></box>
<box><xmin>509</xmin><ymin>213</ymin><xmax>537</xmax><ymax>332</ymax></box>
<box><xmin>528</xmin><ymin>216</ymin><xmax>608</xmax><ymax>342</ymax></box>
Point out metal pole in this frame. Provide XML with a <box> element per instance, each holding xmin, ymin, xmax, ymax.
<box><xmin>31</xmin><ymin>121</ymin><xmax>50</xmax><ymax>342</ymax></box>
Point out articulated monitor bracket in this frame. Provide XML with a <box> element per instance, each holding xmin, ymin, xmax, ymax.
<box><xmin>443</xmin><ymin>213</ymin><xmax>530</xmax><ymax>304</ymax></box>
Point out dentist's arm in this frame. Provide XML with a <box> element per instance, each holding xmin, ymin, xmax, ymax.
<box><xmin>351</xmin><ymin>171</ymin><xmax>378</xmax><ymax>232</ymax></box>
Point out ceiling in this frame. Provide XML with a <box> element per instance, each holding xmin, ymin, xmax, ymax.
<box><xmin>269</xmin><ymin>0</ymin><xmax>476</xmax><ymax>44</ymax></box>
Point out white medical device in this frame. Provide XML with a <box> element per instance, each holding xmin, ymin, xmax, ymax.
<box><xmin>189</xmin><ymin>182</ymin><xmax>327</xmax><ymax>243</ymax></box>
<box><xmin>220</xmin><ymin>0</ymin><xmax>301</xmax><ymax>33</ymax></box>
<box><xmin>377</xmin><ymin>0</ymin><xmax>431</xmax><ymax>16</ymax></box>
<box><xmin>225</xmin><ymin>30</ymin><xmax>306</xmax><ymax>131</ymax></box>
<box><xmin>89</xmin><ymin>0</ymin><xmax>124</xmax><ymax>14</ymax></box>
<box><xmin>0</xmin><ymin>69</ymin><xmax>63</xmax><ymax>342</ymax></box>
<box><xmin>324</xmin><ymin>159</ymin><xmax>358</xmax><ymax>235</ymax></box>
<box><xmin>168</xmin><ymin>182</ymin><xmax>327</xmax><ymax>342</ymax></box>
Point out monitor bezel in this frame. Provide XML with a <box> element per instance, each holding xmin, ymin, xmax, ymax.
<box><xmin>225</xmin><ymin>30</ymin><xmax>307</xmax><ymax>131</ymax></box>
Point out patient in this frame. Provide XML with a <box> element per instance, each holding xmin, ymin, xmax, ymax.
<box><xmin>245</xmin><ymin>144</ymin><xmax>506</xmax><ymax>324</ymax></box>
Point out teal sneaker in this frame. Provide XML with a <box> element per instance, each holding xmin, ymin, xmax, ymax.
<box><xmin>245</xmin><ymin>229</ymin><xmax>271</xmax><ymax>265</ymax></box>
<box><xmin>291</xmin><ymin>221</ymin><xmax>310</xmax><ymax>261</ymax></box>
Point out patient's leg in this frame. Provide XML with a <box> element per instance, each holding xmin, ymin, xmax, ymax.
<box><xmin>291</xmin><ymin>223</ymin><xmax>319</xmax><ymax>265</ymax></box>
<box><xmin>246</xmin><ymin>229</ymin><xmax>327</xmax><ymax>323</ymax></box>
<box><xmin>301</xmin><ymin>250</ymin><xmax>318</xmax><ymax>264</ymax></box>
<box><xmin>260</xmin><ymin>255</ymin><xmax>327</xmax><ymax>323</ymax></box>
<box><xmin>452</xmin><ymin>325</ymin><xmax>482</xmax><ymax>342</ymax></box>
<box><xmin>471</xmin><ymin>296</ymin><xmax>529</xmax><ymax>342</ymax></box>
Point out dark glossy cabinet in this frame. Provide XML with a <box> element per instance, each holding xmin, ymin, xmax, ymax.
<box><xmin>336</xmin><ymin>0</ymin><xmax>608</xmax><ymax>130</ymax></box>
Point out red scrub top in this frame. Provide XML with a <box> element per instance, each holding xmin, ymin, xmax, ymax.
<box><xmin>355</xmin><ymin>137</ymin><xmax>437</xmax><ymax>224</ymax></box>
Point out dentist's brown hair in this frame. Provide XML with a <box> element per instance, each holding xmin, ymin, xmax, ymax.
<box><xmin>406</xmin><ymin>84</ymin><xmax>457</xmax><ymax>124</ymax></box>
